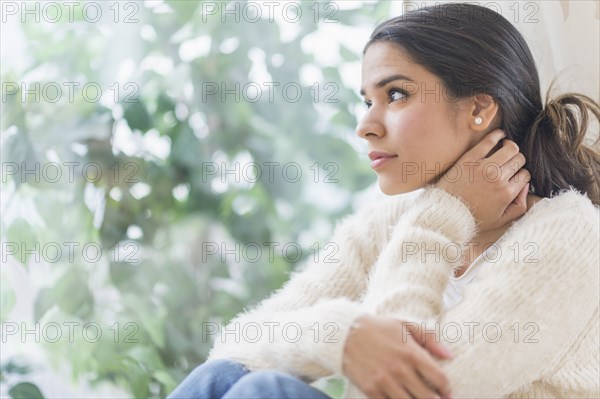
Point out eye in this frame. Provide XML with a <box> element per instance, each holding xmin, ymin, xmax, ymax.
<box><xmin>388</xmin><ymin>87</ymin><xmax>408</xmax><ymax>102</ymax></box>
<box><xmin>363</xmin><ymin>100</ymin><xmax>372</xmax><ymax>109</ymax></box>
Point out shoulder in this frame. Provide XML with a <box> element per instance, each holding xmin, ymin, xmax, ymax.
<box><xmin>533</xmin><ymin>187</ymin><xmax>599</xmax><ymax>230</ymax></box>
<box><xmin>475</xmin><ymin>188</ymin><xmax>599</xmax><ymax>298</ymax></box>
<box><xmin>508</xmin><ymin>187</ymin><xmax>599</xmax><ymax>270</ymax></box>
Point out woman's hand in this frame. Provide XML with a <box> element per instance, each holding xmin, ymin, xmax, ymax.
<box><xmin>342</xmin><ymin>314</ymin><xmax>453</xmax><ymax>399</ymax></box>
<box><xmin>434</xmin><ymin>129</ymin><xmax>531</xmax><ymax>231</ymax></box>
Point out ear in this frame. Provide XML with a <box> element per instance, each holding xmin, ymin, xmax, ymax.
<box><xmin>469</xmin><ymin>93</ymin><xmax>501</xmax><ymax>131</ymax></box>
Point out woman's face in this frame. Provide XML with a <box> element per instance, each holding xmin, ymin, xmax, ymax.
<box><xmin>356</xmin><ymin>41</ymin><xmax>495</xmax><ymax>195</ymax></box>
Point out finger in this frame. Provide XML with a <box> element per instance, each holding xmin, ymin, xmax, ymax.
<box><xmin>403</xmin><ymin>325</ymin><xmax>453</xmax><ymax>396</ymax></box>
<box><xmin>468</xmin><ymin>129</ymin><xmax>506</xmax><ymax>160</ymax></box>
<box><xmin>411</xmin><ymin>346</ymin><xmax>452</xmax><ymax>398</ymax></box>
<box><xmin>501</xmin><ymin>152</ymin><xmax>526</xmax><ymax>181</ymax></box>
<box><xmin>400</xmin><ymin>366</ymin><xmax>444</xmax><ymax>399</ymax></box>
<box><xmin>359</xmin><ymin>384</ymin><xmax>385</xmax><ymax>399</ymax></box>
<box><xmin>422</xmin><ymin>337</ymin><xmax>453</xmax><ymax>360</ymax></box>
<box><xmin>502</xmin><ymin>182</ymin><xmax>529</xmax><ymax>222</ymax></box>
<box><xmin>382</xmin><ymin>377</ymin><xmax>412</xmax><ymax>399</ymax></box>
<box><xmin>405</xmin><ymin>323</ymin><xmax>451</xmax><ymax>360</ymax></box>
<box><xmin>489</xmin><ymin>138</ymin><xmax>520</xmax><ymax>166</ymax></box>
<box><xmin>508</xmin><ymin>173</ymin><xmax>530</xmax><ymax>207</ymax></box>
<box><xmin>508</xmin><ymin>167</ymin><xmax>531</xmax><ymax>186</ymax></box>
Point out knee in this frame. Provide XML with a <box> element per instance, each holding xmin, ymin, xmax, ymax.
<box><xmin>226</xmin><ymin>370</ymin><xmax>298</xmax><ymax>397</ymax></box>
<box><xmin>179</xmin><ymin>358</ymin><xmax>239</xmax><ymax>382</ymax></box>
<box><xmin>224</xmin><ymin>370</ymin><xmax>330</xmax><ymax>399</ymax></box>
<box><xmin>167</xmin><ymin>358</ymin><xmax>249</xmax><ymax>399</ymax></box>
<box><xmin>195</xmin><ymin>358</ymin><xmax>248</xmax><ymax>376</ymax></box>
<box><xmin>237</xmin><ymin>370</ymin><xmax>294</xmax><ymax>387</ymax></box>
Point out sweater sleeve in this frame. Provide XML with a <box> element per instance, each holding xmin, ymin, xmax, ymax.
<box><xmin>205</xmin><ymin>198</ymin><xmax>391</xmax><ymax>381</ymax></box>
<box><xmin>353</xmin><ymin>185</ymin><xmax>600</xmax><ymax>398</ymax></box>
<box><xmin>360</xmin><ymin>184</ymin><xmax>478</xmax><ymax>321</ymax></box>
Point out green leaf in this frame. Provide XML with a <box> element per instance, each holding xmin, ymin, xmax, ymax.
<box><xmin>2</xmin><ymin>361</ymin><xmax>30</xmax><ymax>376</ymax></box>
<box><xmin>319</xmin><ymin>376</ymin><xmax>347</xmax><ymax>399</ymax></box>
<box><xmin>152</xmin><ymin>369</ymin><xmax>178</xmax><ymax>393</ymax></box>
<box><xmin>0</xmin><ymin>274</ymin><xmax>16</xmax><ymax>322</ymax></box>
<box><xmin>156</xmin><ymin>93</ymin><xmax>175</xmax><ymax>115</ymax></box>
<box><xmin>123</xmin><ymin>101</ymin><xmax>152</xmax><ymax>132</ymax></box>
<box><xmin>33</xmin><ymin>288</ymin><xmax>55</xmax><ymax>322</ymax></box>
<box><xmin>121</xmin><ymin>359</ymin><xmax>150</xmax><ymax>399</ymax></box>
<box><xmin>1</xmin><ymin>130</ymin><xmax>38</xmax><ymax>188</ymax></box>
<box><xmin>53</xmin><ymin>267</ymin><xmax>94</xmax><ymax>318</ymax></box>
<box><xmin>121</xmin><ymin>294</ymin><xmax>166</xmax><ymax>349</ymax></box>
<box><xmin>6</xmin><ymin>219</ymin><xmax>36</xmax><ymax>265</ymax></box>
<box><xmin>8</xmin><ymin>382</ymin><xmax>45</xmax><ymax>399</ymax></box>
<box><xmin>126</xmin><ymin>346</ymin><xmax>164</xmax><ymax>371</ymax></box>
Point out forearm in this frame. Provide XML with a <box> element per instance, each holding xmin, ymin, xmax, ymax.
<box><xmin>207</xmin><ymin>297</ymin><xmax>369</xmax><ymax>381</ymax></box>
<box><xmin>361</xmin><ymin>185</ymin><xmax>477</xmax><ymax>320</ymax></box>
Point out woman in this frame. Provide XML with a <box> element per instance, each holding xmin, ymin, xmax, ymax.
<box><xmin>169</xmin><ymin>3</ymin><xmax>599</xmax><ymax>398</ymax></box>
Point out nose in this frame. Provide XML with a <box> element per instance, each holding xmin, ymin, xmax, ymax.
<box><xmin>355</xmin><ymin>109</ymin><xmax>385</xmax><ymax>140</ymax></box>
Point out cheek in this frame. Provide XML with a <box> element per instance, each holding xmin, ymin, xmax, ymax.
<box><xmin>387</xmin><ymin>105</ymin><xmax>463</xmax><ymax>177</ymax></box>
<box><xmin>387</xmin><ymin>107</ymin><xmax>438</xmax><ymax>156</ymax></box>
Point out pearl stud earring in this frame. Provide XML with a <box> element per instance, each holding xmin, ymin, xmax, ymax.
<box><xmin>474</xmin><ymin>116</ymin><xmax>483</xmax><ymax>125</ymax></box>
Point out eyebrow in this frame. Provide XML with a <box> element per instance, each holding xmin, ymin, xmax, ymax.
<box><xmin>359</xmin><ymin>74</ymin><xmax>414</xmax><ymax>97</ymax></box>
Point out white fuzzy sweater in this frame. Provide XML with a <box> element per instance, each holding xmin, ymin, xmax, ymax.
<box><xmin>207</xmin><ymin>185</ymin><xmax>600</xmax><ymax>398</ymax></box>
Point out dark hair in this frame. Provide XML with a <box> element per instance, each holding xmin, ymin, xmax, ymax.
<box><xmin>364</xmin><ymin>3</ymin><xmax>600</xmax><ymax>205</ymax></box>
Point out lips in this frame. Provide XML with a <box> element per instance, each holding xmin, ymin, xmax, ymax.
<box><xmin>368</xmin><ymin>151</ymin><xmax>398</xmax><ymax>169</ymax></box>
<box><xmin>368</xmin><ymin>151</ymin><xmax>397</xmax><ymax>161</ymax></box>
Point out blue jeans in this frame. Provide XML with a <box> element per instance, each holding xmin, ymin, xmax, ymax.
<box><xmin>167</xmin><ymin>358</ymin><xmax>333</xmax><ymax>399</ymax></box>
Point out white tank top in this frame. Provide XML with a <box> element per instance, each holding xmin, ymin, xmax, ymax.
<box><xmin>442</xmin><ymin>245</ymin><xmax>495</xmax><ymax>310</ymax></box>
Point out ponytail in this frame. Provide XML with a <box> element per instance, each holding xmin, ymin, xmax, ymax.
<box><xmin>524</xmin><ymin>82</ymin><xmax>600</xmax><ymax>206</ymax></box>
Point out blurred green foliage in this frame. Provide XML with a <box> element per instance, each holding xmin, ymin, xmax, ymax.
<box><xmin>1</xmin><ymin>1</ymin><xmax>391</xmax><ymax>397</ymax></box>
